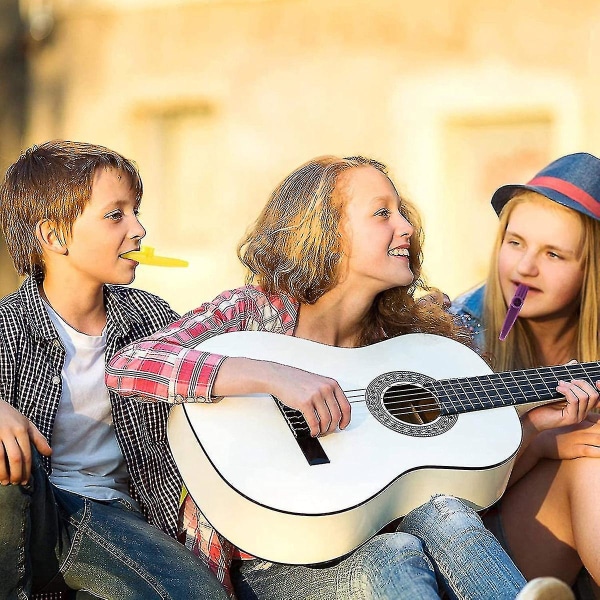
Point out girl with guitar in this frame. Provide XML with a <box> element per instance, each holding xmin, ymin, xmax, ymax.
<box><xmin>107</xmin><ymin>155</ymin><xmax>589</xmax><ymax>599</ymax></box>
<box><xmin>452</xmin><ymin>152</ymin><xmax>600</xmax><ymax>596</ymax></box>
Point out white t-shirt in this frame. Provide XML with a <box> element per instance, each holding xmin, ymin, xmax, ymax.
<box><xmin>44</xmin><ymin>301</ymin><xmax>133</xmax><ymax>503</ymax></box>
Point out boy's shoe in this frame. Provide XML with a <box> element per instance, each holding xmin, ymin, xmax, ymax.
<box><xmin>516</xmin><ymin>577</ymin><xmax>575</xmax><ymax>600</ymax></box>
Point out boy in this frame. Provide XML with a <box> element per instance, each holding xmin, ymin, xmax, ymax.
<box><xmin>0</xmin><ymin>141</ymin><xmax>227</xmax><ymax>599</ymax></box>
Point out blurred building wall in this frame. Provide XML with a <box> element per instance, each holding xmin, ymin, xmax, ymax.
<box><xmin>3</xmin><ymin>0</ymin><xmax>600</xmax><ymax>312</ymax></box>
<box><xmin>0</xmin><ymin>0</ymin><xmax>26</xmax><ymax>296</ymax></box>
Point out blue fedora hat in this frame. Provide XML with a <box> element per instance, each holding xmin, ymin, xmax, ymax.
<box><xmin>491</xmin><ymin>152</ymin><xmax>600</xmax><ymax>221</ymax></box>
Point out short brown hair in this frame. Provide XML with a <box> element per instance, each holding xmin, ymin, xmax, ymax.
<box><xmin>0</xmin><ymin>140</ymin><xmax>143</xmax><ymax>275</ymax></box>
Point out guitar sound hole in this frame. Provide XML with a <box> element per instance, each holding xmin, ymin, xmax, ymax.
<box><xmin>382</xmin><ymin>383</ymin><xmax>440</xmax><ymax>425</ymax></box>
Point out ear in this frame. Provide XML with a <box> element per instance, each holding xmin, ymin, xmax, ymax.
<box><xmin>36</xmin><ymin>220</ymin><xmax>69</xmax><ymax>256</ymax></box>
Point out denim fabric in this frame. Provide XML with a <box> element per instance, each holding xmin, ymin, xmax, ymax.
<box><xmin>449</xmin><ymin>284</ymin><xmax>487</xmax><ymax>352</ymax></box>
<box><xmin>401</xmin><ymin>495</ymin><xmax>526</xmax><ymax>600</ymax></box>
<box><xmin>232</xmin><ymin>532</ymin><xmax>440</xmax><ymax>600</ymax></box>
<box><xmin>0</xmin><ymin>451</ymin><xmax>227</xmax><ymax>600</ymax></box>
<box><xmin>233</xmin><ymin>495</ymin><xmax>527</xmax><ymax>600</ymax></box>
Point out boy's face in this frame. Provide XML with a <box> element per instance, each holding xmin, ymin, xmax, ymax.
<box><xmin>64</xmin><ymin>167</ymin><xmax>146</xmax><ymax>286</ymax></box>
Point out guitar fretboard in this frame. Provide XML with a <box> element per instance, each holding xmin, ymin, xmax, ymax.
<box><xmin>278</xmin><ymin>400</ymin><xmax>311</xmax><ymax>437</ymax></box>
<box><xmin>436</xmin><ymin>361</ymin><xmax>600</xmax><ymax>416</ymax></box>
<box><xmin>276</xmin><ymin>400</ymin><xmax>330</xmax><ymax>466</ymax></box>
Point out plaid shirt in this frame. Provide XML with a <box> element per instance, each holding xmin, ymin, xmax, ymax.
<box><xmin>0</xmin><ymin>275</ymin><xmax>181</xmax><ymax>600</ymax></box>
<box><xmin>106</xmin><ymin>286</ymin><xmax>299</xmax><ymax>597</ymax></box>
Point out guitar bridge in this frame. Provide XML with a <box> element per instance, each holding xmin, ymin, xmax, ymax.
<box><xmin>276</xmin><ymin>400</ymin><xmax>330</xmax><ymax>466</ymax></box>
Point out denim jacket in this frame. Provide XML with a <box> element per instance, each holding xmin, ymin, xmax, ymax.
<box><xmin>450</xmin><ymin>283</ymin><xmax>486</xmax><ymax>352</ymax></box>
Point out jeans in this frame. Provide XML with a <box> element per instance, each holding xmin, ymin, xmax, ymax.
<box><xmin>0</xmin><ymin>451</ymin><xmax>228</xmax><ymax>600</ymax></box>
<box><xmin>233</xmin><ymin>495</ymin><xmax>527</xmax><ymax>600</ymax></box>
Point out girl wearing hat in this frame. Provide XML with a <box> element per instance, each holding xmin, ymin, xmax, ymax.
<box><xmin>106</xmin><ymin>155</ymin><xmax>583</xmax><ymax>600</ymax></box>
<box><xmin>452</xmin><ymin>152</ymin><xmax>600</xmax><ymax>592</ymax></box>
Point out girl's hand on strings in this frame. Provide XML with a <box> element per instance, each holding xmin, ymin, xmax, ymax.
<box><xmin>269</xmin><ymin>364</ymin><xmax>351</xmax><ymax>437</ymax></box>
<box><xmin>525</xmin><ymin>377</ymin><xmax>600</xmax><ymax>434</ymax></box>
<box><xmin>213</xmin><ymin>357</ymin><xmax>351</xmax><ymax>437</ymax></box>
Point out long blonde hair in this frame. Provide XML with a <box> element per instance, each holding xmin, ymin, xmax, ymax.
<box><xmin>239</xmin><ymin>155</ymin><xmax>471</xmax><ymax>347</ymax></box>
<box><xmin>483</xmin><ymin>191</ymin><xmax>600</xmax><ymax>370</ymax></box>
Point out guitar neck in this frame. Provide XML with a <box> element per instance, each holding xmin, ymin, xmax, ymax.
<box><xmin>436</xmin><ymin>361</ymin><xmax>600</xmax><ymax>416</ymax></box>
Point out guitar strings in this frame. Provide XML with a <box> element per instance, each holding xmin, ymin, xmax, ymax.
<box><xmin>340</xmin><ymin>364</ymin><xmax>600</xmax><ymax>418</ymax></box>
<box><xmin>343</xmin><ymin>391</ymin><xmax>567</xmax><ymax>419</ymax></box>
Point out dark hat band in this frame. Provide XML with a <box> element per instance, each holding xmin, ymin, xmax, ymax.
<box><xmin>528</xmin><ymin>175</ymin><xmax>600</xmax><ymax>218</ymax></box>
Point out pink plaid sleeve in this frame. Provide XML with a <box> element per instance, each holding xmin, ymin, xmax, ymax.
<box><xmin>106</xmin><ymin>289</ymin><xmax>251</xmax><ymax>403</ymax></box>
<box><xmin>106</xmin><ymin>287</ymin><xmax>299</xmax><ymax>404</ymax></box>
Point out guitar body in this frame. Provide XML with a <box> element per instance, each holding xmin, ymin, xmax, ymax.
<box><xmin>168</xmin><ymin>331</ymin><xmax>523</xmax><ymax>565</ymax></box>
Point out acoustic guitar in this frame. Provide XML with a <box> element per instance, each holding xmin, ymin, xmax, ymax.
<box><xmin>167</xmin><ymin>331</ymin><xmax>598</xmax><ymax>564</ymax></box>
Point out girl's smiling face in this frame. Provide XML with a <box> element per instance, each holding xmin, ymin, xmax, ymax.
<box><xmin>497</xmin><ymin>196</ymin><xmax>585</xmax><ymax>322</ymax></box>
<box><xmin>339</xmin><ymin>166</ymin><xmax>415</xmax><ymax>296</ymax></box>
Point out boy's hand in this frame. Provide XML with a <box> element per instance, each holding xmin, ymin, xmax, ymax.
<box><xmin>0</xmin><ymin>399</ymin><xmax>52</xmax><ymax>485</ymax></box>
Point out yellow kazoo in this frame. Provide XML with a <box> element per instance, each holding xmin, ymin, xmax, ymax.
<box><xmin>121</xmin><ymin>246</ymin><xmax>189</xmax><ymax>267</ymax></box>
